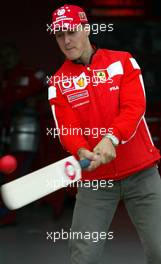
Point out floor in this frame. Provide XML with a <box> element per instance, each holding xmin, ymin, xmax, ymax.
<box><xmin>0</xmin><ymin>200</ymin><xmax>146</xmax><ymax>264</ymax></box>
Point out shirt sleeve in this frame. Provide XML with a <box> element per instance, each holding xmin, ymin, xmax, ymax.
<box><xmin>48</xmin><ymin>84</ymin><xmax>91</xmax><ymax>157</ymax></box>
<box><xmin>107</xmin><ymin>52</ymin><xmax>146</xmax><ymax>144</ymax></box>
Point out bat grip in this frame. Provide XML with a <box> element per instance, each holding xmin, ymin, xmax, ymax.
<box><xmin>79</xmin><ymin>159</ymin><xmax>91</xmax><ymax>169</ymax></box>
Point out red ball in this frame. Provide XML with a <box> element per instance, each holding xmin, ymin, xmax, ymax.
<box><xmin>0</xmin><ymin>155</ymin><xmax>17</xmax><ymax>174</ymax></box>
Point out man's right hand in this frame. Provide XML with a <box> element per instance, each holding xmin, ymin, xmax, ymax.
<box><xmin>77</xmin><ymin>148</ymin><xmax>102</xmax><ymax>172</ymax></box>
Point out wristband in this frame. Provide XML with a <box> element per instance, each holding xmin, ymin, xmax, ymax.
<box><xmin>104</xmin><ymin>133</ymin><xmax>119</xmax><ymax>147</ymax></box>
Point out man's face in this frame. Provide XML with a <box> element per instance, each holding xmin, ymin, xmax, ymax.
<box><xmin>55</xmin><ymin>25</ymin><xmax>90</xmax><ymax>60</ymax></box>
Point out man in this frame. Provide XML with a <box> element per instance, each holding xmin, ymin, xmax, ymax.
<box><xmin>48</xmin><ymin>4</ymin><xmax>161</xmax><ymax>264</ymax></box>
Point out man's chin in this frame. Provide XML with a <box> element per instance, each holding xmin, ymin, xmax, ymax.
<box><xmin>66</xmin><ymin>54</ymin><xmax>80</xmax><ymax>61</ymax></box>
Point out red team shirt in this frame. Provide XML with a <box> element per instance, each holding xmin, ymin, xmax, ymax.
<box><xmin>48</xmin><ymin>49</ymin><xmax>160</xmax><ymax>181</ymax></box>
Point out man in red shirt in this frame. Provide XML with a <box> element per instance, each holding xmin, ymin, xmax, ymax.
<box><xmin>48</xmin><ymin>5</ymin><xmax>161</xmax><ymax>264</ymax></box>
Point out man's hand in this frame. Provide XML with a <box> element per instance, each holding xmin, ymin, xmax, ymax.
<box><xmin>93</xmin><ymin>137</ymin><xmax>116</xmax><ymax>164</ymax></box>
<box><xmin>77</xmin><ymin>138</ymin><xmax>116</xmax><ymax>172</ymax></box>
<box><xmin>77</xmin><ymin>148</ymin><xmax>102</xmax><ymax>172</ymax></box>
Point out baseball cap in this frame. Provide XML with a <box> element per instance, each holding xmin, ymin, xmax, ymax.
<box><xmin>51</xmin><ymin>5</ymin><xmax>88</xmax><ymax>32</ymax></box>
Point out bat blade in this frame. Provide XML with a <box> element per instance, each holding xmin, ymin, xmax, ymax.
<box><xmin>1</xmin><ymin>156</ymin><xmax>82</xmax><ymax>210</ymax></box>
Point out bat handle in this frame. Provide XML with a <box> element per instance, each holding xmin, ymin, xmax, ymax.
<box><xmin>79</xmin><ymin>159</ymin><xmax>91</xmax><ymax>169</ymax></box>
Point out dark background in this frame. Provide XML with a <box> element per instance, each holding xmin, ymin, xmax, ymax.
<box><xmin>0</xmin><ymin>1</ymin><xmax>161</xmax><ymax>263</ymax></box>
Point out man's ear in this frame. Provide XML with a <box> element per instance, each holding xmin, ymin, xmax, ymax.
<box><xmin>83</xmin><ymin>24</ymin><xmax>91</xmax><ymax>37</ymax></box>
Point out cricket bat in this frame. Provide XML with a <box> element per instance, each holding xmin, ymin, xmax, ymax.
<box><xmin>0</xmin><ymin>156</ymin><xmax>90</xmax><ymax>210</ymax></box>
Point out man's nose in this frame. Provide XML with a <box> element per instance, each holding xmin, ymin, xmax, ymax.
<box><xmin>64</xmin><ymin>33</ymin><xmax>70</xmax><ymax>45</ymax></box>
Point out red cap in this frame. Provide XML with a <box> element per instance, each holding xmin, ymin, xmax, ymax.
<box><xmin>52</xmin><ymin>5</ymin><xmax>88</xmax><ymax>32</ymax></box>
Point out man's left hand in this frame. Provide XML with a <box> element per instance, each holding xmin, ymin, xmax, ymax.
<box><xmin>93</xmin><ymin>137</ymin><xmax>116</xmax><ymax>164</ymax></box>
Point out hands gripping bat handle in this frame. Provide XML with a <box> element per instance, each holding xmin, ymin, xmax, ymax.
<box><xmin>79</xmin><ymin>159</ymin><xmax>91</xmax><ymax>169</ymax></box>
